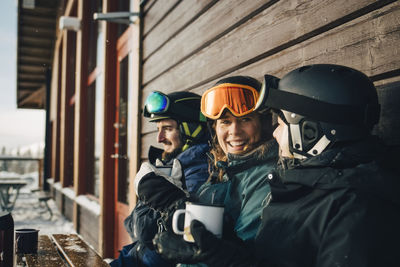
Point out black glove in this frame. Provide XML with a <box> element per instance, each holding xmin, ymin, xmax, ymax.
<box><xmin>137</xmin><ymin>173</ymin><xmax>186</xmax><ymax>211</ymax></box>
<box><xmin>135</xmin><ymin>161</ymin><xmax>187</xmax><ymax>211</ymax></box>
<box><xmin>153</xmin><ymin>220</ymin><xmax>257</xmax><ymax>267</ymax></box>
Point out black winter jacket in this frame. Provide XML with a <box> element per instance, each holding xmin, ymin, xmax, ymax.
<box><xmin>120</xmin><ymin>143</ymin><xmax>209</xmax><ymax>267</ymax></box>
<box><xmin>253</xmin><ymin>137</ymin><xmax>400</xmax><ymax>267</ymax></box>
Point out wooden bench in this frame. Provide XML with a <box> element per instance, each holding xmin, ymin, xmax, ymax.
<box><xmin>16</xmin><ymin>234</ymin><xmax>109</xmax><ymax>267</ymax></box>
<box><xmin>52</xmin><ymin>234</ymin><xmax>109</xmax><ymax>266</ymax></box>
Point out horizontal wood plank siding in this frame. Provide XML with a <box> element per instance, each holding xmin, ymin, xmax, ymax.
<box><xmin>139</xmin><ymin>0</ymin><xmax>400</xmax><ymax>160</ymax></box>
<box><xmin>142</xmin><ymin>0</ymin><xmax>157</xmax><ymax>15</ymax></box>
<box><xmin>231</xmin><ymin>1</ymin><xmax>400</xmax><ymax>85</ymax></box>
<box><xmin>143</xmin><ymin>0</ymin><xmax>181</xmax><ymax>37</ymax></box>
<box><xmin>144</xmin><ymin>0</ymin><xmax>390</xmax><ymax>95</ymax></box>
<box><xmin>375</xmin><ymin>81</ymin><xmax>400</xmax><ymax>144</ymax></box>
<box><xmin>143</xmin><ymin>0</ymin><xmax>274</xmax><ymax>85</ymax></box>
<box><xmin>141</xmin><ymin>132</ymin><xmax>158</xmax><ymax>159</ymax></box>
<box><xmin>143</xmin><ymin>0</ymin><xmax>217</xmax><ymax>59</ymax></box>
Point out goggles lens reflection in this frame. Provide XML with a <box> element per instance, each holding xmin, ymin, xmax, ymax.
<box><xmin>201</xmin><ymin>84</ymin><xmax>259</xmax><ymax>119</ymax></box>
<box><xmin>145</xmin><ymin>91</ymin><xmax>169</xmax><ymax>113</ymax></box>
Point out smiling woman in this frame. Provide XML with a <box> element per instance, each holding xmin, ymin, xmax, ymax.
<box><xmin>178</xmin><ymin>75</ymin><xmax>279</xmax><ymax>241</ymax></box>
<box><xmin>204</xmin><ymin>76</ymin><xmax>276</xmax><ymax>182</ymax></box>
<box><xmin>215</xmin><ymin>111</ymin><xmax>262</xmax><ymax>155</ymax></box>
<box><xmin>152</xmin><ymin>75</ymin><xmax>280</xmax><ymax>264</ymax></box>
<box><xmin>197</xmin><ymin>75</ymin><xmax>278</xmax><ymax>240</ymax></box>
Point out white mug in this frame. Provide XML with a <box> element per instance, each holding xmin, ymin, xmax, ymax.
<box><xmin>172</xmin><ymin>202</ymin><xmax>224</xmax><ymax>242</ymax></box>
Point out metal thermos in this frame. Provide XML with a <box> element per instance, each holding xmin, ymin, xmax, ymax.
<box><xmin>0</xmin><ymin>212</ymin><xmax>14</xmax><ymax>267</ymax></box>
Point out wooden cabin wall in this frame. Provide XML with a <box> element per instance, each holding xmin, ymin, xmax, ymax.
<box><xmin>63</xmin><ymin>194</ymin><xmax>74</xmax><ymax>221</ymax></box>
<box><xmin>77</xmin><ymin>204</ymin><xmax>100</xmax><ymax>251</ymax></box>
<box><xmin>139</xmin><ymin>0</ymin><xmax>400</xmax><ymax>159</ymax></box>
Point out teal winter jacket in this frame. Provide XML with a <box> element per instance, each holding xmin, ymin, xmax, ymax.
<box><xmin>197</xmin><ymin>140</ymin><xmax>278</xmax><ymax>241</ymax></box>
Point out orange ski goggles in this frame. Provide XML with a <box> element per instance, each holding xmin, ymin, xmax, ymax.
<box><xmin>201</xmin><ymin>83</ymin><xmax>259</xmax><ymax>119</ymax></box>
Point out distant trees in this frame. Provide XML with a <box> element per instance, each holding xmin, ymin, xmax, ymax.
<box><xmin>0</xmin><ymin>146</ymin><xmax>42</xmax><ymax>175</ymax></box>
<box><xmin>0</xmin><ymin>146</ymin><xmax>7</xmax><ymax>171</ymax></box>
<box><xmin>11</xmin><ymin>149</ymin><xmax>25</xmax><ymax>174</ymax></box>
<box><xmin>25</xmin><ymin>149</ymin><xmax>37</xmax><ymax>173</ymax></box>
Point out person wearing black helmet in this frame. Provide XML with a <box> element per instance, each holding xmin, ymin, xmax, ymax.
<box><xmin>151</xmin><ymin>75</ymin><xmax>279</xmax><ymax>266</ymax></box>
<box><xmin>251</xmin><ymin>64</ymin><xmax>400</xmax><ymax>266</ymax></box>
<box><xmin>111</xmin><ymin>91</ymin><xmax>210</xmax><ymax>267</ymax></box>
<box><xmin>143</xmin><ymin>91</ymin><xmax>209</xmax><ymax>163</ymax></box>
<box><xmin>152</xmin><ymin>65</ymin><xmax>400</xmax><ymax>267</ymax></box>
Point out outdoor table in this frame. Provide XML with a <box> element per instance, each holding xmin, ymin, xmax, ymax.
<box><xmin>0</xmin><ymin>179</ymin><xmax>27</xmax><ymax>212</ymax></box>
<box><xmin>16</xmin><ymin>234</ymin><xmax>109</xmax><ymax>267</ymax></box>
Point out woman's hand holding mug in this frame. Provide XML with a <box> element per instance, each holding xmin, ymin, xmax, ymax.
<box><xmin>172</xmin><ymin>202</ymin><xmax>224</xmax><ymax>242</ymax></box>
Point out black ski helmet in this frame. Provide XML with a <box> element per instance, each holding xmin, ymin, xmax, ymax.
<box><xmin>144</xmin><ymin>91</ymin><xmax>207</xmax><ymax>151</ymax></box>
<box><xmin>214</xmin><ymin>75</ymin><xmax>262</xmax><ymax>91</ymax></box>
<box><xmin>256</xmin><ymin>64</ymin><xmax>380</xmax><ymax>158</ymax></box>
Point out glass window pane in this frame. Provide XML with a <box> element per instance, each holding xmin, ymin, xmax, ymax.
<box><xmin>94</xmin><ymin>71</ymin><xmax>104</xmax><ymax>198</ymax></box>
<box><xmin>117</xmin><ymin>56</ymin><xmax>129</xmax><ymax>204</ymax></box>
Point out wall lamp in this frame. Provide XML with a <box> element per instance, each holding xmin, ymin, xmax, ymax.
<box><xmin>93</xmin><ymin>12</ymin><xmax>140</xmax><ymax>25</ymax></box>
<box><xmin>59</xmin><ymin>16</ymin><xmax>81</xmax><ymax>31</ymax></box>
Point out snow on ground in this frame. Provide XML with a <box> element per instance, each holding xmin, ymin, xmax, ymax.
<box><xmin>11</xmin><ymin>190</ymin><xmax>76</xmax><ymax>235</ymax></box>
<box><xmin>0</xmin><ymin>171</ymin><xmax>22</xmax><ymax>179</ymax></box>
<box><xmin>1</xmin><ymin>170</ymin><xmax>75</xmax><ymax>234</ymax></box>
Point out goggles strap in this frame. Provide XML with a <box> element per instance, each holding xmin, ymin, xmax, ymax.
<box><xmin>266</xmin><ymin>88</ymin><xmax>373</xmax><ymax>126</ymax></box>
<box><xmin>182</xmin><ymin>122</ymin><xmax>191</xmax><ymax>136</ymax></box>
<box><xmin>191</xmin><ymin>124</ymin><xmax>203</xmax><ymax>138</ymax></box>
<box><xmin>181</xmin><ymin>123</ymin><xmax>203</xmax><ymax>152</ymax></box>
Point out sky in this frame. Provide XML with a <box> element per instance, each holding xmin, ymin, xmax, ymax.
<box><xmin>0</xmin><ymin>1</ymin><xmax>45</xmax><ymax>153</ymax></box>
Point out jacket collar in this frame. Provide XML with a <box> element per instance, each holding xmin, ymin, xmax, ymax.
<box><xmin>148</xmin><ymin>146</ymin><xmax>164</xmax><ymax>165</ymax></box>
<box><xmin>227</xmin><ymin>139</ymin><xmax>278</xmax><ymax>165</ymax></box>
<box><xmin>284</xmin><ymin>136</ymin><xmax>380</xmax><ymax>169</ymax></box>
<box><xmin>269</xmin><ymin>136</ymin><xmax>400</xmax><ymax>204</ymax></box>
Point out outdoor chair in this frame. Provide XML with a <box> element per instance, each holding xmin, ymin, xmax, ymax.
<box><xmin>31</xmin><ymin>188</ymin><xmax>53</xmax><ymax>219</ymax></box>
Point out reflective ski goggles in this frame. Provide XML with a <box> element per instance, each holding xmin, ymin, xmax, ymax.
<box><xmin>201</xmin><ymin>83</ymin><xmax>259</xmax><ymax>119</ymax></box>
<box><xmin>144</xmin><ymin>91</ymin><xmax>170</xmax><ymax>115</ymax></box>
